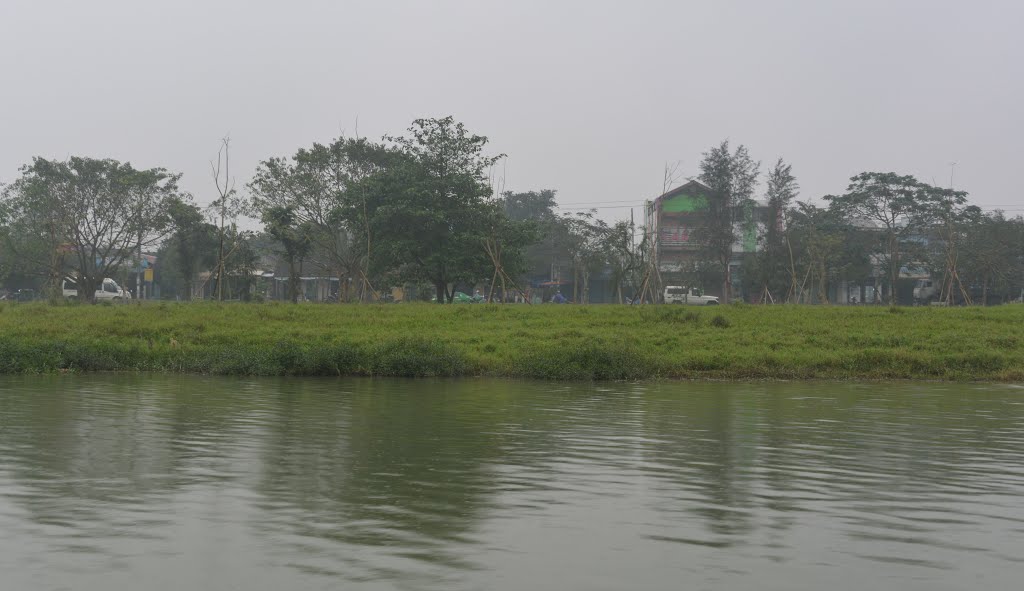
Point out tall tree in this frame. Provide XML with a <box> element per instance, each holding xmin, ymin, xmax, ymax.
<box><xmin>480</xmin><ymin>201</ymin><xmax>538</xmax><ymax>301</ymax></box>
<box><xmin>1</xmin><ymin>157</ymin><xmax>179</xmax><ymax>303</ymax></box>
<box><xmin>0</xmin><ymin>193</ymin><xmax>14</xmax><ymax>286</ymax></box>
<box><xmin>961</xmin><ymin>211</ymin><xmax>1024</xmax><ymax>305</ymax></box>
<box><xmin>558</xmin><ymin>211</ymin><xmax>609</xmax><ymax>303</ymax></box>
<box><xmin>209</xmin><ymin>136</ymin><xmax>247</xmax><ymax>301</ymax></box>
<box><xmin>499</xmin><ymin>189</ymin><xmax>563</xmax><ymax>286</ymax></box>
<box><xmin>785</xmin><ymin>202</ymin><xmax>846</xmax><ymax>303</ymax></box>
<box><xmin>370</xmin><ymin>117</ymin><xmax>503</xmax><ymax>303</ymax></box>
<box><xmin>758</xmin><ymin>159</ymin><xmax>799</xmax><ymax>303</ymax></box>
<box><xmin>261</xmin><ymin>205</ymin><xmax>312</xmax><ymax>303</ymax></box>
<box><xmin>826</xmin><ymin>172</ymin><xmax>931</xmax><ymax>305</ymax></box>
<box><xmin>249</xmin><ymin>137</ymin><xmax>394</xmax><ymax>302</ymax></box>
<box><xmin>919</xmin><ymin>185</ymin><xmax>973</xmax><ymax>305</ymax></box>
<box><xmin>605</xmin><ymin>219</ymin><xmax>645</xmax><ymax>303</ymax></box>
<box><xmin>697</xmin><ymin>140</ymin><xmax>760</xmax><ymax>302</ymax></box>
<box><xmin>164</xmin><ymin>196</ymin><xmax>218</xmax><ymax>300</ymax></box>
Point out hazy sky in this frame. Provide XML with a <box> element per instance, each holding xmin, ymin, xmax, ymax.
<box><xmin>1</xmin><ymin>0</ymin><xmax>1021</xmax><ymax>223</ymax></box>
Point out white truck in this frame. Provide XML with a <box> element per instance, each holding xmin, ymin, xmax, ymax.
<box><xmin>663</xmin><ymin>286</ymin><xmax>719</xmax><ymax>305</ymax></box>
<box><xmin>63</xmin><ymin>277</ymin><xmax>131</xmax><ymax>301</ymax></box>
<box><xmin>913</xmin><ymin>279</ymin><xmax>937</xmax><ymax>304</ymax></box>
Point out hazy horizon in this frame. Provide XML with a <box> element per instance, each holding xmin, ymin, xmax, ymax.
<box><xmin>2</xmin><ymin>0</ymin><xmax>1021</xmax><ymax>223</ymax></box>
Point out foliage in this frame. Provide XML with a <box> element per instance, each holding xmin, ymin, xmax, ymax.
<box><xmin>479</xmin><ymin>201</ymin><xmax>539</xmax><ymax>300</ymax></box>
<box><xmin>960</xmin><ymin>211</ymin><xmax>1024</xmax><ymax>304</ymax></box>
<box><xmin>498</xmin><ymin>189</ymin><xmax>567</xmax><ymax>288</ymax></box>
<box><xmin>261</xmin><ymin>205</ymin><xmax>312</xmax><ymax>303</ymax></box>
<box><xmin>696</xmin><ymin>140</ymin><xmax>760</xmax><ymax>302</ymax></box>
<box><xmin>1</xmin><ymin>157</ymin><xmax>180</xmax><ymax>303</ymax></box>
<box><xmin>756</xmin><ymin>159</ymin><xmax>799</xmax><ymax>302</ymax></box>
<box><xmin>159</xmin><ymin>197</ymin><xmax>218</xmax><ymax>300</ymax></box>
<box><xmin>825</xmin><ymin>172</ymin><xmax>933</xmax><ymax>305</ymax></box>
<box><xmin>248</xmin><ymin>137</ymin><xmax>396</xmax><ymax>301</ymax></box>
<box><xmin>367</xmin><ymin>117</ymin><xmax>506</xmax><ymax>302</ymax></box>
<box><xmin>557</xmin><ymin>211</ymin><xmax>610</xmax><ymax>303</ymax></box>
<box><xmin>0</xmin><ymin>303</ymin><xmax>1022</xmax><ymax>381</ymax></box>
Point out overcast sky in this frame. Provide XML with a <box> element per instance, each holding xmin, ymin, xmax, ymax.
<box><xmin>1</xmin><ymin>0</ymin><xmax>1021</xmax><ymax>223</ymax></box>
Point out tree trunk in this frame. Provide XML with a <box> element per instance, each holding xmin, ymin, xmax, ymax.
<box><xmin>80</xmin><ymin>276</ymin><xmax>99</xmax><ymax>305</ymax></box>
<box><xmin>889</xmin><ymin>240</ymin><xmax>899</xmax><ymax>306</ymax></box>
<box><xmin>435</xmin><ymin>282</ymin><xmax>446</xmax><ymax>304</ymax></box>
<box><xmin>216</xmin><ymin>228</ymin><xmax>225</xmax><ymax>301</ymax></box>
<box><xmin>47</xmin><ymin>243</ymin><xmax>64</xmax><ymax>304</ymax></box>
<box><xmin>341</xmin><ymin>277</ymin><xmax>348</xmax><ymax>302</ymax></box>
<box><xmin>817</xmin><ymin>261</ymin><xmax>829</xmax><ymax>304</ymax></box>
<box><xmin>288</xmin><ymin>257</ymin><xmax>299</xmax><ymax>304</ymax></box>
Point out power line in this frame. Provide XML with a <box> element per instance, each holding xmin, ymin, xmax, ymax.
<box><xmin>555</xmin><ymin>204</ymin><xmax>645</xmax><ymax>211</ymax></box>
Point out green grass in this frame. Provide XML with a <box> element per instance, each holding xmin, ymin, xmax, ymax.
<box><xmin>0</xmin><ymin>301</ymin><xmax>1022</xmax><ymax>381</ymax></box>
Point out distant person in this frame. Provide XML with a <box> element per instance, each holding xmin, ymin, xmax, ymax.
<box><xmin>552</xmin><ymin>291</ymin><xmax>566</xmax><ymax>304</ymax></box>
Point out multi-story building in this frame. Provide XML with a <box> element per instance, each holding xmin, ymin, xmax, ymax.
<box><xmin>644</xmin><ymin>180</ymin><xmax>769</xmax><ymax>301</ymax></box>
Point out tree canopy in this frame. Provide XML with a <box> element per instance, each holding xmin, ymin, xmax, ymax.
<box><xmin>1</xmin><ymin>157</ymin><xmax>180</xmax><ymax>302</ymax></box>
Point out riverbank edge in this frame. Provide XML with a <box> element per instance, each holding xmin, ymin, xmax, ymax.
<box><xmin>1</xmin><ymin>303</ymin><xmax>1022</xmax><ymax>382</ymax></box>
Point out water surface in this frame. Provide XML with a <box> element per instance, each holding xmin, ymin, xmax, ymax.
<box><xmin>0</xmin><ymin>376</ymin><xmax>1022</xmax><ymax>590</ymax></box>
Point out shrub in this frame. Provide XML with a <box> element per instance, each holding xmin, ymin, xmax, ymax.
<box><xmin>513</xmin><ymin>340</ymin><xmax>656</xmax><ymax>381</ymax></box>
<box><xmin>710</xmin><ymin>314</ymin><xmax>731</xmax><ymax>328</ymax></box>
<box><xmin>369</xmin><ymin>336</ymin><xmax>467</xmax><ymax>377</ymax></box>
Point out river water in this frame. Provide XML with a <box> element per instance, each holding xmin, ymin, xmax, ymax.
<box><xmin>0</xmin><ymin>376</ymin><xmax>1022</xmax><ymax>590</ymax></box>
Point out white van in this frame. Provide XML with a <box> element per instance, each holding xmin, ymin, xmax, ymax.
<box><xmin>663</xmin><ymin>286</ymin><xmax>719</xmax><ymax>305</ymax></box>
<box><xmin>62</xmin><ymin>277</ymin><xmax>131</xmax><ymax>301</ymax></box>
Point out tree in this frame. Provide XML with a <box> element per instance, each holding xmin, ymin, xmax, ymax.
<box><xmin>1</xmin><ymin>157</ymin><xmax>179</xmax><ymax>303</ymax></box>
<box><xmin>261</xmin><ymin>205</ymin><xmax>312</xmax><ymax>303</ymax></box>
<box><xmin>249</xmin><ymin>137</ymin><xmax>395</xmax><ymax>302</ymax></box>
<box><xmin>697</xmin><ymin>140</ymin><xmax>760</xmax><ymax>302</ymax></box>
<box><xmin>785</xmin><ymin>202</ymin><xmax>846</xmax><ymax>303</ymax></box>
<box><xmin>369</xmin><ymin>117</ymin><xmax>503</xmax><ymax>303</ymax></box>
<box><xmin>502</xmin><ymin>189</ymin><xmax>559</xmax><ymax>224</ymax></box>
<box><xmin>209</xmin><ymin>137</ymin><xmax>247</xmax><ymax>301</ymax></box>
<box><xmin>163</xmin><ymin>196</ymin><xmax>218</xmax><ymax>300</ymax></box>
<box><xmin>757</xmin><ymin>159</ymin><xmax>799</xmax><ymax>303</ymax></box>
<box><xmin>826</xmin><ymin>173</ymin><xmax>932</xmax><ymax>305</ymax></box>
<box><xmin>0</xmin><ymin>194</ymin><xmax>14</xmax><ymax>286</ymax></box>
<box><xmin>499</xmin><ymin>190</ymin><xmax>564</xmax><ymax>286</ymax></box>
<box><xmin>919</xmin><ymin>186</ymin><xmax>973</xmax><ymax>305</ymax></box>
<box><xmin>558</xmin><ymin>211</ymin><xmax>609</xmax><ymax>303</ymax></box>
<box><xmin>961</xmin><ymin>211</ymin><xmax>1024</xmax><ymax>305</ymax></box>
<box><xmin>605</xmin><ymin>219</ymin><xmax>646</xmax><ymax>303</ymax></box>
<box><xmin>480</xmin><ymin>201</ymin><xmax>538</xmax><ymax>301</ymax></box>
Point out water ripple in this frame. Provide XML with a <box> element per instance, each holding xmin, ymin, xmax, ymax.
<box><xmin>0</xmin><ymin>376</ymin><xmax>1022</xmax><ymax>590</ymax></box>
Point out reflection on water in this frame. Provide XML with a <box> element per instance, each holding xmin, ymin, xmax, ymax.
<box><xmin>1</xmin><ymin>376</ymin><xmax>1022</xmax><ymax>590</ymax></box>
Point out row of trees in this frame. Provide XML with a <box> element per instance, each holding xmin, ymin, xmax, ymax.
<box><xmin>663</xmin><ymin>140</ymin><xmax>1022</xmax><ymax>306</ymax></box>
<box><xmin>1</xmin><ymin>120</ymin><xmax>1022</xmax><ymax>305</ymax></box>
<box><xmin>0</xmin><ymin>118</ymin><xmax>546</xmax><ymax>303</ymax></box>
<box><xmin>771</xmin><ymin>171</ymin><xmax>1023</xmax><ymax>306</ymax></box>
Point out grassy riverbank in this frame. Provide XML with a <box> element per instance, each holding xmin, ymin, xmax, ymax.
<box><xmin>0</xmin><ymin>302</ymin><xmax>1022</xmax><ymax>381</ymax></box>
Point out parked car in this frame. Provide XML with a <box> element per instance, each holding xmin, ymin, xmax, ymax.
<box><xmin>62</xmin><ymin>277</ymin><xmax>131</xmax><ymax>301</ymax></box>
<box><xmin>452</xmin><ymin>291</ymin><xmax>485</xmax><ymax>303</ymax></box>
<box><xmin>663</xmin><ymin>286</ymin><xmax>719</xmax><ymax>305</ymax></box>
